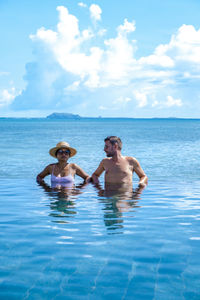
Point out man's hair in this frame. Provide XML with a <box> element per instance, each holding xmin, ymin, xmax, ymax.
<box><xmin>104</xmin><ymin>136</ymin><xmax>122</xmax><ymax>150</ymax></box>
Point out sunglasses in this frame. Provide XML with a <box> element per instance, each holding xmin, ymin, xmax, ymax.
<box><xmin>57</xmin><ymin>149</ymin><xmax>70</xmax><ymax>155</ymax></box>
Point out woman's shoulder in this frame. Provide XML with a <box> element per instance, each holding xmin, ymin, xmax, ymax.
<box><xmin>46</xmin><ymin>163</ymin><xmax>56</xmax><ymax>171</ymax></box>
<box><xmin>48</xmin><ymin>163</ymin><xmax>57</xmax><ymax>167</ymax></box>
<box><xmin>69</xmin><ymin>163</ymin><xmax>78</xmax><ymax>169</ymax></box>
<box><xmin>69</xmin><ymin>163</ymin><xmax>85</xmax><ymax>171</ymax></box>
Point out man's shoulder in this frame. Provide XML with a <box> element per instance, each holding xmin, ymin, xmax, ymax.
<box><xmin>97</xmin><ymin>158</ymin><xmax>113</xmax><ymax>167</ymax></box>
<box><xmin>124</xmin><ymin>156</ymin><xmax>138</xmax><ymax>165</ymax></box>
<box><xmin>101</xmin><ymin>158</ymin><xmax>111</xmax><ymax>164</ymax></box>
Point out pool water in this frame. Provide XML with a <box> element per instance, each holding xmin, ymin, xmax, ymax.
<box><xmin>0</xmin><ymin>119</ymin><xmax>200</xmax><ymax>299</ymax></box>
<box><xmin>1</xmin><ymin>178</ymin><xmax>200</xmax><ymax>299</ymax></box>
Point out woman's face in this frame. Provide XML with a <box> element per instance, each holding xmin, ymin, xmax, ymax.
<box><xmin>56</xmin><ymin>148</ymin><xmax>70</xmax><ymax>161</ymax></box>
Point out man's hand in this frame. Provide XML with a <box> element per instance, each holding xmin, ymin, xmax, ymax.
<box><xmin>85</xmin><ymin>177</ymin><xmax>92</xmax><ymax>183</ymax></box>
<box><xmin>92</xmin><ymin>174</ymin><xmax>100</xmax><ymax>184</ymax></box>
<box><xmin>138</xmin><ymin>182</ymin><xmax>146</xmax><ymax>188</ymax></box>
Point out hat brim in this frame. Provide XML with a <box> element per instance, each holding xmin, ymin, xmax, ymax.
<box><xmin>49</xmin><ymin>146</ymin><xmax>77</xmax><ymax>158</ymax></box>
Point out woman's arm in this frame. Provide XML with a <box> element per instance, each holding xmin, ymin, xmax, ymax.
<box><xmin>36</xmin><ymin>165</ymin><xmax>51</xmax><ymax>183</ymax></box>
<box><xmin>74</xmin><ymin>164</ymin><xmax>90</xmax><ymax>182</ymax></box>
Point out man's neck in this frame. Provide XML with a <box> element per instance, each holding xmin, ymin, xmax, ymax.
<box><xmin>111</xmin><ymin>151</ymin><xmax>122</xmax><ymax>162</ymax></box>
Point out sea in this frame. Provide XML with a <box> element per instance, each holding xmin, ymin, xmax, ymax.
<box><xmin>0</xmin><ymin>118</ymin><xmax>200</xmax><ymax>299</ymax></box>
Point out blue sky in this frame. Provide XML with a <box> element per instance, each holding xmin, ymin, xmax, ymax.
<box><xmin>1</xmin><ymin>0</ymin><xmax>200</xmax><ymax>117</ymax></box>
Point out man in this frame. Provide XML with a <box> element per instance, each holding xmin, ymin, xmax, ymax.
<box><xmin>92</xmin><ymin>136</ymin><xmax>148</xmax><ymax>188</ymax></box>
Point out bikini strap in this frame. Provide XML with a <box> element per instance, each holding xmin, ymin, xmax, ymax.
<box><xmin>52</xmin><ymin>164</ymin><xmax>56</xmax><ymax>175</ymax></box>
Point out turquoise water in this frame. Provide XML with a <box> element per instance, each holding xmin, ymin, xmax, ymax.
<box><xmin>1</xmin><ymin>119</ymin><xmax>200</xmax><ymax>299</ymax></box>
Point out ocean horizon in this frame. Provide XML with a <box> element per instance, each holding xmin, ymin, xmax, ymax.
<box><xmin>1</xmin><ymin>115</ymin><xmax>200</xmax><ymax>120</ymax></box>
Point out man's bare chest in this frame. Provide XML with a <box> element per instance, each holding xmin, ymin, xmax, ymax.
<box><xmin>105</xmin><ymin>162</ymin><xmax>133</xmax><ymax>175</ymax></box>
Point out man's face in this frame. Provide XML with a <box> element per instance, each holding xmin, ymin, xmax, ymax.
<box><xmin>104</xmin><ymin>141</ymin><xmax>116</xmax><ymax>157</ymax></box>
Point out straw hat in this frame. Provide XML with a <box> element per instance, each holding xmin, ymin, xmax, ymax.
<box><xmin>49</xmin><ymin>141</ymin><xmax>77</xmax><ymax>158</ymax></box>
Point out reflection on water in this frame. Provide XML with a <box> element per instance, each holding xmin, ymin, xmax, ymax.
<box><xmin>38</xmin><ymin>181</ymin><xmax>144</xmax><ymax>233</ymax></box>
<box><xmin>97</xmin><ymin>182</ymin><xmax>144</xmax><ymax>201</ymax></box>
<box><xmin>38</xmin><ymin>181</ymin><xmax>88</xmax><ymax>224</ymax></box>
<box><xmin>93</xmin><ymin>182</ymin><xmax>143</xmax><ymax>234</ymax></box>
<box><xmin>2</xmin><ymin>180</ymin><xmax>200</xmax><ymax>299</ymax></box>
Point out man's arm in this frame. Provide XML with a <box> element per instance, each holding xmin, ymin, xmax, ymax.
<box><xmin>91</xmin><ymin>160</ymin><xmax>105</xmax><ymax>184</ymax></box>
<box><xmin>132</xmin><ymin>158</ymin><xmax>148</xmax><ymax>188</ymax></box>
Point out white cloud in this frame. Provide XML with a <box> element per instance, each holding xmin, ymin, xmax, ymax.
<box><xmin>102</xmin><ymin>19</ymin><xmax>137</xmax><ymax>85</ymax></box>
<box><xmin>64</xmin><ymin>80</ymin><xmax>80</xmax><ymax>92</ymax></box>
<box><xmin>56</xmin><ymin>6</ymin><xmax>80</xmax><ymax>40</ymax></box>
<box><xmin>0</xmin><ymin>87</ymin><xmax>20</xmax><ymax>107</ymax></box>
<box><xmin>29</xmin><ymin>7</ymin><xmax>137</xmax><ymax>89</ymax></box>
<box><xmin>133</xmin><ymin>91</ymin><xmax>148</xmax><ymax>108</ymax></box>
<box><xmin>78</xmin><ymin>2</ymin><xmax>87</xmax><ymax>8</ymax></box>
<box><xmin>165</xmin><ymin>95</ymin><xmax>183</xmax><ymax>107</ymax></box>
<box><xmin>30</xmin><ymin>27</ymin><xmax>57</xmax><ymax>44</ymax></box>
<box><xmin>117</xmin><ymin>19</ymin><xmax>136</xmax><ymax>36</ymax></box>
<box><xmin>169</xmin><ymin>25</ymin><xmax>200</xmax><ymax>64</ymax></box>
<box><xmin>10</xmin><ymin>5</ymin><xmax>200</xmax><ymax>117</ymax></box>
<box><xmin>30</xmin><ymin>6</ymin><xmax>100</xmax><ymax>84</ymax></box>
<box><xmin>97</xmin><ymin>29</ymin><xmax>107</xmax><ymax>36</ymax></box>
<box><xmin>139</xmin><ymin>52</ymin><xmax>174</xmax><ymax>68</ymax></box>
<box><xmin>89</xmin><ymin>4</ymin><xmax>102</xmax><ymax>22</ymax></box>
<box><xmin>141</xmin><ymin>24</ymin><xmax>200</xmax><ymax>69</ymax></box>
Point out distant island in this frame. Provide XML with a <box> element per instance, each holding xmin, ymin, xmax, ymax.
<box><xmin>46</xmin><ymin>113</ymin><xmax>185</xmax><ymax>120</ymax></box>
<box><xmin>0</xmin><ymin>113</ymin><xmax>199</xmax><ymax>120</ymax></box>
<box><xmin>46</xmin><ymin>112</ymin><xmax>82</xmax><ymax>119</ymax></box>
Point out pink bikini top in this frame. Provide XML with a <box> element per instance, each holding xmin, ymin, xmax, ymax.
<box><xmin>51</xmin><ymin>165</ymin><xmax>74</xmax><ymax>188</ymax></box>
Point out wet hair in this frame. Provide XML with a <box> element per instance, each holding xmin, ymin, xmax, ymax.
<box><xmin>104</xmin><ymin>136</ymin><xmax>122</xmax><ymax>150</ymax></box>
<box><xmin>55</xmin><ymin>148</ymin><xmax>71</xmax><ymax>157</ymax></box>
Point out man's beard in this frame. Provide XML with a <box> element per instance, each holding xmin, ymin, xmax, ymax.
<box><xmin>106</xmin><ymin>152</ymin><xmax>113</xmax><ymax>157</ymax></box>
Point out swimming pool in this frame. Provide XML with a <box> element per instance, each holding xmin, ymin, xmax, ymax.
<box><xmin>1</xmin><ymin>118</ymin><xmax>200</xmax><ymax>299</ymax></box>
<box><xmin>1</xmin><ymin>178</ymin><xmax>200</xmax><ymax>299</ymax></box>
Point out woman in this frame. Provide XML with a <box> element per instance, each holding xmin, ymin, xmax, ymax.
<box><xmin>36</xmin><ymin>141</ymin><xmax>90</xmax><ymax>187</ymax></box>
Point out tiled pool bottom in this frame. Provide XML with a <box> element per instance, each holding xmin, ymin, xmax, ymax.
<box><xmin>0</xmin><ymin>179</ymin><xmax>200</xmax><ymax>299</ymax></box>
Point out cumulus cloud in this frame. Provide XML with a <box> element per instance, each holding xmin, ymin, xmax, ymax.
<box><xmin>140</xmin><ymin>24</ymin><xmax>200</xmax><ymax>69</ymax></box>
<box><xmin>9</xmin><ymin>5</ymin><xmax>200</xmax><ymax>116</ymax></box>
<box><xmin>165</xmin><ymin>95</ymin><xmax>183</xmax><ymax>107</ymax></box>
<box><xmin>117</xmin><ymin>19</ymin><xmax>136</xmax><ymax>35</ymax></box>
<box><xmin>0</xmin><ymin>87</ymin><xmax>20</xmax><ymax>107</ymax></box>
<box><xmin>89</xmin><ymin>4</ymin><xmax>102</xmax><ymax>22</ymax></box>
<box><xmin>167</xmin><ymin>25</ymin><xmax>200</xmax><ymax>64</ymax></box>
